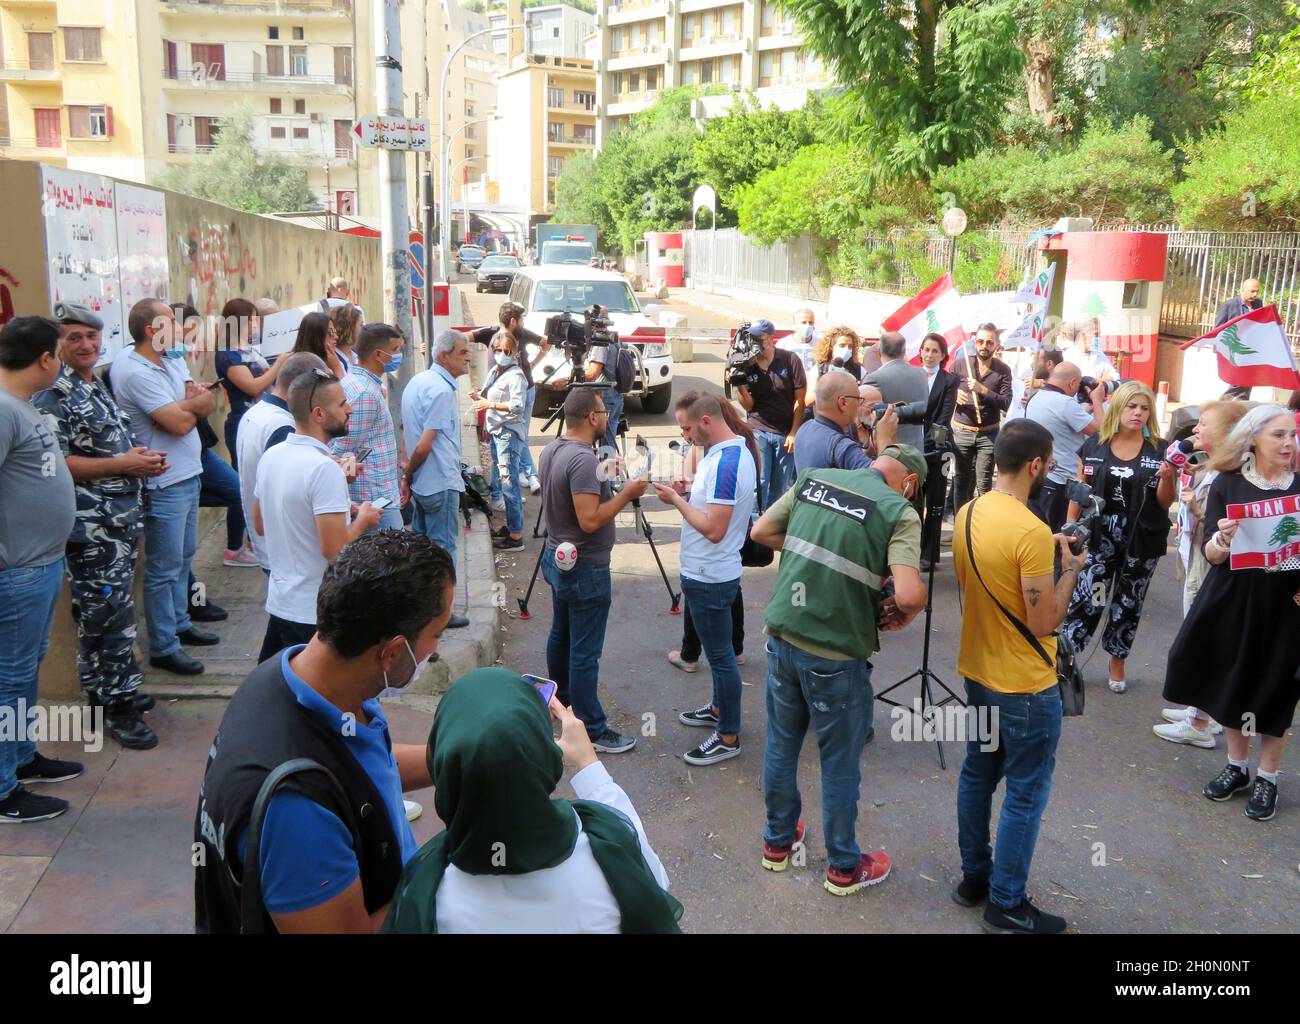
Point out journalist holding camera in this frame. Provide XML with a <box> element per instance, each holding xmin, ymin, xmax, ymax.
<box><xmin>730</xmin><ymin>319</ymin><xmax>808</xmax><ymax>513</ymax></box>
<box><xmin>951</xmin><ymin>419</ymin><xmax>1089</xmax><ymax>935</ymax></box>
<box><xmin>1005</xmin><ymin>362</ymin><xmax>1105</xmax><ymax>532</ymax></box>
<box><xmin>1060</xmin><ymin>381</ymin><xmax>1176</xmax><ymax>695</ymax></box>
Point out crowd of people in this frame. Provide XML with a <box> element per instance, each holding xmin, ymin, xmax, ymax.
<box><xmin>2</xmin><ymin>276</ymin><xmax>1297</xmax><ymax>936</ymax></box>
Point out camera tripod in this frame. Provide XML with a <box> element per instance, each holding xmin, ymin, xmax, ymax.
<box><xmin>515</xmin><ymin>379</ymin><xmax>680</xmax><ymax>619</ymax></box>
<box><xmin>874</xmin><ymin>445</ymin><xmax>966</xmax><ymax>769</ymax></box>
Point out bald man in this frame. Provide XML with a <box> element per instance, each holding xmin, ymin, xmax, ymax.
<box><xmin>1215</xmin><ymin>279</ymin><xmax>1263</xmax><ymax>398</ymax></box>
<box><xmin>793</xmin><ymin>370</ymin><xmax>891</xmax><ymax>473</ymax></box>
<box><xmin>1010</xmin><ymin>361</ymin><xmax>1104</xmax><ymax>530</ymax></box>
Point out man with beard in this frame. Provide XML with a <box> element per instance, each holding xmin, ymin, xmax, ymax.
<box><xmin>194</xmin><ymin>531</ymin><xmax>450</xmax><ymax>933</ymax></box>
<box><xmin>950</xmin><ymin>419</ymin><xmax>1087</xmax><ymax>934</ymax></box>
<box><xmin>252</xmin><ymin>368</ymin><xmax>381</xmax><ymax>662</ymax></box>
<box><xmin>951</xmin><ymin>324</ymin><xmax>1013</xmax><ymax>510</ymax></box>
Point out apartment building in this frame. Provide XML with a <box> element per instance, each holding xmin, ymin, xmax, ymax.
<box><xmin>484</xmin><ymin>52</ymin><xmax>595</xmax><ymax>218</ymax></box>
<box><xmin>594</xmin><ymin>0</ymin><xmax>827</xmax><ymax>143</ymax></box>
<box><xmin>0</xmin><ymin>0</ymin><xmax>373</xmax><ymax>215</ymax></box>
<box><xmin>488</xmin><ymin>3</ymin><xmax>596</xmax><ymax>60</ymax></box>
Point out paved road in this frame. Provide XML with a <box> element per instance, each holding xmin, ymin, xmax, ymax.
<box><xmin>465</xmin><ymin>283</ymin><xmax>1299</xmax><ymax>934</ymax></box>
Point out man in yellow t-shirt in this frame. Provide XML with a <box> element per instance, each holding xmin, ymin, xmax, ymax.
<box><xmin>951</xmin><ymin>419</ymin><xmax>1088</xmax><ymax>936</ymax></box>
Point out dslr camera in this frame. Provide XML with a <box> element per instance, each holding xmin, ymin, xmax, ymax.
<box><xmin>725</xmin><ymin>321</ymin><xmax>766</xmax><ymax>390</ymax></box>
<box><xmin>1077</xmin><ymin>376</ymin><xmax>1118</xmax><ymax>405</ymax></box>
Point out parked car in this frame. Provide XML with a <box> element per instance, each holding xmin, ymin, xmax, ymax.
<box><xmin>505</xmin><ymin>265</ymin><xmax>674</xmax><ymax>416</ymax></box>
<box><xmin>475</xmin><ymin>254</ymin><xmax>523</xmax><ymax>293</ymax></box>
<box><xmin>455</xmin><ymin>245</ymin><xmax>486</xmax><ymax>274</ymax></box>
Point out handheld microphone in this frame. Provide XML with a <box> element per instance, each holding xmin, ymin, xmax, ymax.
<box><xmin>1165</xmin><ymin>437</ymin><xmax>1209</xmax><ymax>470</ymax></box>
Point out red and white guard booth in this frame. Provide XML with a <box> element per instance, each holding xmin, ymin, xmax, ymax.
<box><xmin>645</xmin><ymin>231</ymin><xmax>684</xmax><ymax>290</ymax></box>
<box><xmin>1040</xmin><ymin>230</ymin><xmax>1167</xmax><ymax>388</ymax></box>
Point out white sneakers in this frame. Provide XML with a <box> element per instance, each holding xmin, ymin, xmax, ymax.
<box><xmin>404</xmin><ymin>799</ymin><xmax>423</xmax><ymax>822</ymax></box>
<box><xmin>1153</xmin><ymin>719</ymin><xmax>1216</xmax><ymax>748</ymax></box>
<box><xmin>1161</xmin><ymin>706</ymin><xmax>1224</xmax><ymax>733</ymax></box>
<box><xmin>529</xmin><ymin>474</ymin><xmax>542</xmax><ymax>494</ymax></box>
<box><xmin>1108</xmin><ymin>678</ymin><xmax>1127</xmax><ymax>693</ymax></box>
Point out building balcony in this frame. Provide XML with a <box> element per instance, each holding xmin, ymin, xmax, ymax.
<box><xmin>606</xmin><ymin>91</ymin><xmax>657</xmax><ymax>116</ymax></box>
<box><xmin>547</xmin><ymin>99</ymin><xmax>597</xmax><ymax>116</ymax></box>
<box><xmin>680</xmin><ymin>0</ymin><xmax>739</xmax><ymax>11</ymax></box>
<box><xmin>606</xmin><ymin>2</ymin><xmax>667</xmax><ymax>28</ymax></box>
<box><xmin>161</xmin><ymin>68</ymin><xmax>353</xmax><ymax>94</ymax></box>
<box><xmin>678</xmin><ymin>37</ymin><xmax>746</xmax><ymax>61</ymax></box>
<box><xmin>159</xmin><ymin>0</ymin><xmax>352</xmax><ymax>19</ymax></box>
<box><xmin>547</xmin><ymin>133</ymin><xmax>595</xmax><ymax>148</ymax></box>
<box><xmin>0</xmin><ymin>135</ymin><xmax>66</xmax><ymax>159</ymax></box>
<box><xmin>167</xmin><ymin>139</ymin><xmax>356</xmax><ymax>161</ymax></box>
<box><xmin>606</xmin><ymin>46</ymin><xmax>668</xmax><ymax>72</ymax></box>
<box><xmin>0</xmin><ymin>60</ymin><xmax>61</xmax><ymax>82</ymax></box>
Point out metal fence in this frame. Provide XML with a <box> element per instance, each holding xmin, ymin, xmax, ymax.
<box><xmin>683</xmin><ymin>228</ymin><xmax>828</xmax><ymax>302</ymax></box>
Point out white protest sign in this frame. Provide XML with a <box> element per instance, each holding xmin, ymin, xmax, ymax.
<box><xmin>259</xmin><ymin>302</ymin><xmax>320</xmax><ymax>357</ymax></box>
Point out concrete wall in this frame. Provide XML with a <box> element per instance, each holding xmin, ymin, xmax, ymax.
<box><xmin>0</xmin><ymin>161</ymin><xmax>381</xmax><ymax>699</ymax></box>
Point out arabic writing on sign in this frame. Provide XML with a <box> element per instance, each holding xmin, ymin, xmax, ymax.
<box><xmin>798</xmin><ymin>480</ymin><xmax>871</xmax><ymax>522</ymax></box>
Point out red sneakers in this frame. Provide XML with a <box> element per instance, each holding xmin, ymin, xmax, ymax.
<box><xmin>761</xmin><ymin>818</ymin><xmax>806</xmax><ymax>872</ymax></box>
<box><xmin>824</xmin><ymin>851</ymin><xmax>892</xmax><ymax>896</ymax></box>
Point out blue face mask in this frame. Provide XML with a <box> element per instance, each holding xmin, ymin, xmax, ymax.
<box><xmin>383</xmin><ymin>350</ymin><xmax>403</xmax><ymax>374</ymax></box>
<box><xmin>494</xmin><ymin>352</ymin><xmax>515</xmax><ymax>367</ymax></box>
<box><xmin>799</xmin><ymin>323</ymin><xmax>814</xmax><ymax>340</ymax></box>
<box><xmin>163</xmin><ymin>347</ymin><xmax>186</xmax><ymax>360</ymax></box>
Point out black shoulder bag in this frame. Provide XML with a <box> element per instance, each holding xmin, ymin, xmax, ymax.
<box><xmin>963</xmin><ymin>496</ymin><xmax>1085</xmax><ymax>716</ymax></box>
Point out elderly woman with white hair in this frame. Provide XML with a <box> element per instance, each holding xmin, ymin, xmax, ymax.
<box><xmin>1163</xmin><ymin>403</ymin><xmax>1300</xmax><ymax>822</ymax></box>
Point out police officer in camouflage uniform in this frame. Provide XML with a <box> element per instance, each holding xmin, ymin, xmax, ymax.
<box><xmin>33</xmin><ymin>303</ymin><xmax>166</xmax><ymax>749</ymax></box>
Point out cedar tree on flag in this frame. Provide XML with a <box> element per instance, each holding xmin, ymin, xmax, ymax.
<box><xmin>1179</xmin><ymin>305</ymin><xmax>1300</xmax><ymax>390</ymax></box>
<box><xmin>882</xmin><ymin>272</ymin><xmax>965</xmax><ymax>359</ymax></box>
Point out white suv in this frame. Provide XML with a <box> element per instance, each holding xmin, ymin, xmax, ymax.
<box><xmin>506</xmin><ymin>265</ymin><xmax>674</xmax><ymax>416</ymax></box>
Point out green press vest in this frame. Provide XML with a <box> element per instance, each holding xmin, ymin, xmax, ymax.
<box><xmin>764</xmin><ymin>468</ymin><xmax>910</xmax><ymax>660</ymax></box>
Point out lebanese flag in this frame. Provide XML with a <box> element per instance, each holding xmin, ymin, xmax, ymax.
<box><xmin>1225</xmin><ymin>492</ymin><xmax>1300</xmax><ymax>571</ymax></box>
<box><xmin>882</xmin><ymin>273</ymin><xmax>964</xmax><ymax>359</ymax></box>
<box><xmin>1179</xmin><ymin>305</ymin><xmax>1300</xmax><ymax>390</ymax></box>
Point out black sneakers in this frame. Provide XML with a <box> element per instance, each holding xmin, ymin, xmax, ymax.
<box><xmin>0</xmin><ymin>785</ymin><xmax>69</xmax><ymax>824</ymax></box>
<box><xmin>493</xmin><ymin>535</ymin><xmax>525</xmax><ymax>550</ymax></box>
<box><xmin>1245</xmin><ymin>777</ymin><xmax>1278</xmax><ymax>821</ymax></box>
<box><xmin>678</xmin><ymin>704</ymin><xmax>719</xmax><ymax>728</ymax></box>
<box><xmin>592</xmin><ymin>729</ymin><xmax>637</xmax><ymax>754</ymax></box>
<box><xmin>982</xmin><ymin>897</ymin><xmax>1067</xmax><ymax>935</ymax></box>
<box><xmin>16</xmin><ymin>752</ymin><xmax>84</xmax><ymax>784</ymax></box>
<box><xmin>952</xmin><ymin>876</ymin><xmax>990</xmax><ymax>907</ymax></box>
<box><xmin>683</xmin><ymin>731</ymin><xmax>741</xmax><ymax>766</ymax></box>
<box><xmin>1204</xmin><ymin>763</ymin><xmax>1252</xmax><ymax>801</ymax></box>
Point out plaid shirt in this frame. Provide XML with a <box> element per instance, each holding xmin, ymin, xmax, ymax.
<box><xmin>332</xmin><ymin>367</ymin><xmax>401</xmax><ymax>506</ymax></box>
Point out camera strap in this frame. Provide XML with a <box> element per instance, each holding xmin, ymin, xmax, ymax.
<box><xmin>963</xmin><ymin>495</ymin><xmax>1055</xmax><ymax>670</ymax></box>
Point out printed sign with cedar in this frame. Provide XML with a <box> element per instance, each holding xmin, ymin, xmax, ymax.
<box><xmin>1226</xmin><ymin>493</ymin><xmax>1300</xmax><ymax>571</ymax></box>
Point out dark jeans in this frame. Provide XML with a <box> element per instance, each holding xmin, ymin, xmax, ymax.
<box><xmin>200</xmin><ymin>446</ymin><xmax>244</xmax><ymax>551</ymax></box>
<box><xmin>679</xmin><ymin>576</ymin><xmax>744</xmax><ymax>736</ymax></box>
<box><xmin>952</xmin><ymin>426</ymin><xmax>997</xmax><ymax>512</ymax></box>
<box><xmin>956</xmin><ymin>678</ymin><xmax>1063</xmax><ymax>909</ymax></box>
<box><xmin>258</xmin><ymin>614</ymin><xmax>316</xmax><ymax>664</ymax></box>
<box><xmin>223</xmin><ymin>412</ymin><xmax>242</xmax><ymax>471</ymax></box>
<box><xmin>542</xmin><ymin>549</ymin><xmax>612</xmax><ymax>740</ymax></box>
<box><xmin>681</xmin><ymin>583</ymin><xmax>744</xmax><ymax>662</ymax></box>
<box><xmin>1030</xmin><ymin>478</ymin><xmax>1070</xmax><ymax>534</ymax></box>
<box><xmin>762</xmin><ymin>635</ymin><xmax>874</xmax><ymax>871</ymax></box>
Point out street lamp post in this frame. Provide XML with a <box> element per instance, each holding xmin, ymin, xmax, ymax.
<box><xmin>438</xmin><ymin>24</ymin><xmax>521</xmax><ymax>280</ymax></box>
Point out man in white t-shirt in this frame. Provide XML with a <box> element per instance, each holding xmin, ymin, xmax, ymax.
<box><xmin>236</xmin><ymin>352</ymin><xmax>326</xmax><ymax>571</ymax></box>
<box><xmin>252</xmin><ymin>367</ymin><xmax>380</xmax><ymax>661</ymax></box>
<box><xmin>777</xmin><ymin>307</ymin><xmax>819</xmax><ymax>378</ymax></box>
<box><xmin>652</xmin><ymin>392</ymin><xmax>757</xmax><ymax>767</ymax></box>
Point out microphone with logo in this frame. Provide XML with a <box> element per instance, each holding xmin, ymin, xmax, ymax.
<box><xmin>1061</xmin><ymin>481</ymin><xmax>1102</xmax><ymax>555</ymax></box>
<box><xmin>1164</xmin><ymin>437</ymin><xmax>1209</xmax><ymax>472</ymax></box>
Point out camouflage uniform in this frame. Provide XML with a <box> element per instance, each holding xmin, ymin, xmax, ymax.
<box><xmin>33</xmin><ymin>367</ymin><xmax>145</xmax><ymax>704</ymax></box>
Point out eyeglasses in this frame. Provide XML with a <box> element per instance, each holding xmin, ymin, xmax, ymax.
<box><xmin>307</xmin><ymin>367</ymin><xmax>337</xmax><ymax>410</ymax></box>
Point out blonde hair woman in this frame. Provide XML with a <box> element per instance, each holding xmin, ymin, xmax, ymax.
<box><xmin>812</xmin><ymin>326</ymin><xmax>866</xmax><ymax>382</ymax></box>
<box><xmin>1061</xmin><ymin>381</ymin><xmax>1177</xmax><ymax>692</ymax></box>
<box><xmin>1163</xmin><ymin>404</ymin><xmax>1300</xmax><ymax>821</ymax></box>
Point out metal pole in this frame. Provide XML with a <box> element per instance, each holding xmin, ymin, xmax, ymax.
<box><xmin>374</xmin><ymin>0</ymin><xmax>413</xmax><ymax>412</ymax></box>
<box><xmin>423</xmin><ymin>169</ymin><xmax>434</xmax><ymax>348</ymax></box>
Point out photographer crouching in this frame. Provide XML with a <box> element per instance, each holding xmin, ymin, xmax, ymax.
<box><xmin>729</xmin><ymin>319</ymin><xmax>808</xmax><ymax>513</ymax></box>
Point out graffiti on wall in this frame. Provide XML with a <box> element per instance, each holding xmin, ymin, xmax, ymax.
<box><xmin>0</xmin><ymin>267</ymin><xmax>19</xmax><ymax>326</ymax></box>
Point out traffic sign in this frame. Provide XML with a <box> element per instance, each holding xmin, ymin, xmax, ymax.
<box><xmin>409</xmin><ymin>230</ymin><xmax>425</xmax><ymax>292</ymax></box>
<box><xmin>353</xmin><ymin>115</ymin><xmax>431</xmax><ymax>152</ymax></box>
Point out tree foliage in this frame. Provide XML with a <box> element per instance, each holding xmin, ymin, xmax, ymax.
<box><xmin>931</xmin><ymin>116</ymin><xmax>1176</xmax><ymax>225</ymax></box>
<box><xmin>157</xmin><ymin>107</ymin><xmax>318</xmax><ymax>214</ymax></box>
<box><xmin>551</xmin><ymin>152</ymin><xmax>615</xmax><ymax>243</ymax></box>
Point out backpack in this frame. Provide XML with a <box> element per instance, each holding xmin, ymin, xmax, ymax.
<box><xmin>611</xmin><ymin>338</ymin><xmax>636</xmax><ymax>395</ymax></box>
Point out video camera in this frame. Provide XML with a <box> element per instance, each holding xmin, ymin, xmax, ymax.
<box><xmin>1077</xmin><ymin>376</ymin><xmax>1119</xmax><ymax>405</ymax></box>
<box><xmin>725</xmin><ymin>321</ymin><xmax>765</xmax><ymax>388</ymax></box>
<box><xmin>1061</xmin><ymin>480</ymin><xmax>1103</xmax><ymax>554</ymax></box>
<box><xmin>543</xmin><ymin>305</ymin><xmax>618</xmax><ymax>377</ymax></box>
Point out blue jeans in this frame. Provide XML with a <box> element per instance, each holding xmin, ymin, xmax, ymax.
<box><xmin>200</xmin><ymin>446</ymin><xmax>244</xmax><ymax>551</ymax></box>
<box><xmin>755</xmin><ymin>428</ymin><xmax>794</xmax><ymax>512</ymax></box>
<box><xmin>378</xmin><ymin>506</ymin><xmax>405</xmax><ymax>531</ymax></box>
<box><xmin>542</xmin><ymin>549</ymin><xmax>611</xmax><ymax>740</ymax></box>
<box><xmin>679</xmin><ymin>576</ymin><xmax>743</xmax><ymax>736</ymax></box>
<box><xmin>762</xmin><ymin>635</ymin><xmax>874</xmax><ymax>870</ymax></box>
<box><xmin>600</xmin><ymin>387</ymin><xmax>624</xmax><ymax>457</ymax></box>
<box><xmin>0</xmin><ymin>561</ymin><xmax>65</xmax><ymax>801</ymax></box>
<box><xmin>956</xmin><ymin>678</ymin><xmax>1063</xmax><ymax>909</ymax></box>
<box><xmin>492</xmin><ymin>429</ymin><xmax>526</xmax><ymax>536</ymax></box>
<box><xmin>519</xmin><ymin>387</ymin><xmax>538</xmax><ymax>480</ymax></box>
<box><xmin>411</xmin><ymin>488</ymin><xmax>460</xmax><ymax>565</ymax></box>
<box><xmin>143</xmin><ymin>476</ymin><xmax>200</xmax><ymax>656</ymax></box>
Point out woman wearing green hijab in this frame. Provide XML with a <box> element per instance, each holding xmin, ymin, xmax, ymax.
<box><xmin>384</xmin><ymin>668</ymin><xmax>683</xmax><ymax>933</ymax></box>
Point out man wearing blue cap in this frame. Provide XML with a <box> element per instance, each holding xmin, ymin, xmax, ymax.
<box><xmin>733</xmin><ymin>319</ymin><xmax>807</xmax><ymax>512</ymax></box>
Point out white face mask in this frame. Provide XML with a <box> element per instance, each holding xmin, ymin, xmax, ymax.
<box><xmin>833</xmin><ymin>346</ymin><xmax>852</xmax><ymax>363</ymax></box>
<box><xmin>383</xmin><ymin>637</ymin><xmax>432</xmax><ymax>693</ymax></box>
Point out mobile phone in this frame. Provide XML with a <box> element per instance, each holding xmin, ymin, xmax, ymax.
<box><xmin>354</xmin><ymin>446</ymin><xmax>373</xmax><ymax>464</ymax></box>
<box><xmin>372</xmin><ymin>497</ymin><xmax>393</xmax><ymax>510</ymax></box>
<box><xmin>203</xmin><ymin>380</ymin><xmax>223</xmax><ymax>390</ymax></box>
<box><xmin>521</xmin><ymin>673</ymin><xmax>558</xmax><ymax>706</ymax></box>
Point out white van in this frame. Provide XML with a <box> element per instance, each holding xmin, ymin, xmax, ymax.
<box><xmin>506</xmin><ymin>265</ymin><xmax>674</xmax><ymax>416</ymax></box>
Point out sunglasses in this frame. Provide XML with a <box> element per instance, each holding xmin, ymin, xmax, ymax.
<box><xmin>307</xmin><ymin>367</ymin><xmax>338</xmax><ymax>410</ymax></box>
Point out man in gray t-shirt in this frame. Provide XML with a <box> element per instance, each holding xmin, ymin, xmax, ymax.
<box><xmin>537</xmin><ymin>388</ymin><xmax>646</xmax><ymax>753</ymax></box>
<box><xmin>0</xmin><ymin>316</ymin><xmax>80</xmax><ymax>823</ymax></box>
<box><xmin>1007</xmin><ymin>362</ymin><xmax>1104</xmax><ymax>531</ymax></box>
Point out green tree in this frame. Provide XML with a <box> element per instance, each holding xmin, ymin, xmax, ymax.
<box><xmin>691</xmin><ymin>95</ymin><xmax>823</xmax><ymax>226</ymax></box>
<box><xmin>1241</xmin><ymin>4</ymin><xmax>1300</xmax><ymax>99</ymax></box>
<box><xmin>780</xmin><ymin>0</ymin><xmax>1022</xmax><ymax>176</ymax></box>
<box><xmin>1216</xmin><ymin>324</ymin><xmax>1257</xmax><ymax>364</ymax></box>
<box><xmin>157</xmin><ymin>107</ymin><xmax>318</xmax><ymax>214</ymax></box>
<box><xmin>552</xmin><ymin>152</ymin><xmax>615</xmax><ymax>244</ymax></box>
<box><xmin>1268</xmin><ymin>515</ymin><xmax>1300</xmax><ymax>546</ymax></box>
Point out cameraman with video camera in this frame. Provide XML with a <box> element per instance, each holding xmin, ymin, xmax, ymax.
<box><xmin>581</xmin><ymin>306</ymin><xmax>634</xmax><ymax>456</ymax></box>
<box><xmin>731</xmin><ymin>319</ymin><xmax>807</xmax><ymax>512</ymax></box>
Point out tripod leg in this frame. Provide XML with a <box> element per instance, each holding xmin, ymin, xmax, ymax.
<box><xmin>516</xmin><ymin>543</ymin><xmax>546</xmax><ymax>619</ymax></box>
<box><xmin>631</xmin><ymin>499</ymin><xmax>680</xmax><ymax>613</ymax></box>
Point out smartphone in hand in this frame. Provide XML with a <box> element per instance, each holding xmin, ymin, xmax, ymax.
<box><xmin>521</xmin><ymin>673</ymin><xmax>558</xmax><ymax>705</ymax></box>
